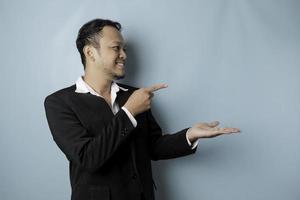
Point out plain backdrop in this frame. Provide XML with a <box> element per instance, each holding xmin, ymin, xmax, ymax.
<box><xmin>0</xmin><ymin>0</ymin><xmax>299</xmax><ymax>200</ymax></box>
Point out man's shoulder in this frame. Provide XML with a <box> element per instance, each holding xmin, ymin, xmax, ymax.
<box><xmin>44</xmin><ymin>84</ymin><xmax>76</xmax><ymax>105</ymax></box>
<box><xmin>46</xmin><ymin>84</ymin><xmax>76</xmax><ymax>98</ymax></box>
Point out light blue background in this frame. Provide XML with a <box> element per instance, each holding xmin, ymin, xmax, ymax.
<box><xmin>1</xmin><ymin>0</ymin><xmax>299</xmax><ymax>199</ymax></box>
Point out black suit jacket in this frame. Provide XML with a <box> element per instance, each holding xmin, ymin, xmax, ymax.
<box><xmin>44</xmin><ymin>83</ymin><xmax>197</xmax><ymax>200</ymax></box>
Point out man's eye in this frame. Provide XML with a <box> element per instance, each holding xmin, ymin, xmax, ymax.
<box><xmin>112</xmin><ymin>46</ymin><xmax>120</xmax><ymax>51</ymax></box>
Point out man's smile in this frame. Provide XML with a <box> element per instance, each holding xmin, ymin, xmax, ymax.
<box><xmin>116</xmin><ymin>61</ymin><xmax>125</xmax><ymax>68</ymax></box>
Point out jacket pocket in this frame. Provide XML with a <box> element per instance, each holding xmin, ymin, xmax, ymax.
<box><xmin>72</xmin><ymin>184</ymin><xmax>110</xmax><ymax>200</ymax></box>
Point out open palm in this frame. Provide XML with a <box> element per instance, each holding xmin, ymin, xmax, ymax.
<box><xmin>188</xmin><ymin>121</ymin><xmax>240</xmax><ymax>139</ymax></box>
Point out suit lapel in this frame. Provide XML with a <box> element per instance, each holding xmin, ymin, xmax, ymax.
<box><xmin>116</xmin><ymin>89</ymin><xmax>139</xmax><ymax>174</ymax></box>
<box><xmin>116</xmin><ymin>89</ymin><xmax>132</xmax><ymax>108</ymax></box>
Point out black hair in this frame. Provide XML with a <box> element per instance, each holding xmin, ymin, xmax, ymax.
<box><xmin>76</xmin><ymin>19</ymin><xmax>122</xmax><ymax>69</ymax></box>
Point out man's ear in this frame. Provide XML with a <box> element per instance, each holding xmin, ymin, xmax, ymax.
<box><xmin>83</xmin><ymin>45</ymin><xmax>95</xmax><ymax>62</ymax></box>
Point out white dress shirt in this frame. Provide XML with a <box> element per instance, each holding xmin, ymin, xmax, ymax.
<box><xmin>75</xmin><ymin>76</ymin><xmax>198</xmax><ymax>149</ymax></box>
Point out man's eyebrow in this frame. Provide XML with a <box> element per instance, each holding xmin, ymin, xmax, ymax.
<box><xmin>110</xmin><ymin>41</ymin><xmax>126</xmax><ymax>46</ymax></box>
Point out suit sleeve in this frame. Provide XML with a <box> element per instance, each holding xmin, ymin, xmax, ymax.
<box><xmin>44</xmin><ymin>94</ymin><xmax>135</xmax><ymax>173</ymax></box>
<box><xmin>146</xmin><ymin>109</ymin><xmax>197</xmax><ymax>161</ymax></box>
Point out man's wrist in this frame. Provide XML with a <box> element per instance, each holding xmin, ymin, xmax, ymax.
<box><xmin>186</xmin><ymin>128</ymin><xmax>198</xmax><ymax>143</ymax></box>
<box><xmin>123</xmin><ymin>105</ymin><xmax>136</xmax><ymax>117</ymax></box>
<box><xmin>121</xmin><ymin>107</ymin><xmax>137</xmax><ymax>127</ymax></box>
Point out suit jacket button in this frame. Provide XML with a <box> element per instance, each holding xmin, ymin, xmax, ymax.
<box><xmin>132</xmin><ymin>173</ymin><xmax>137</xmax><ymax>179</ymax></box>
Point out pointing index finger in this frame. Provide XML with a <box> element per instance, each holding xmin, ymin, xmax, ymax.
<box><xmin>147</xmin><ymin>83</ymin><xmax>168</xmax><ymax>92</ymax></box>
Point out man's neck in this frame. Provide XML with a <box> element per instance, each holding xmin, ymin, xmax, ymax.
<box><xmin>83</xmin><ymin>70</ymin><xmax>112</xmax><ymax>97</ymax></box>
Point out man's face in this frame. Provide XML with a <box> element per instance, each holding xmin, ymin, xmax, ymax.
<box><xmin>94</xmin><ymin>26</ymin><xmax>127</xmax><ymax>80</ymax></box>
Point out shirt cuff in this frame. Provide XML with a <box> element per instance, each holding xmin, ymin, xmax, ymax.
<box><xmin>121</xmin><ymin>107</ymin><xmax>137</xmax><ymax>128</ymax></box>
<box><xmin>186</xmin><ymin>129</ymin><xmax>199</xmax><ymax>149</ymax></box>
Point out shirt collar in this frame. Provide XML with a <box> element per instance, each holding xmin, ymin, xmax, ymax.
<box><xmin>75</xmin><ymin>76</ymin><xmax>128</xmax><ymax>97</ymax></box>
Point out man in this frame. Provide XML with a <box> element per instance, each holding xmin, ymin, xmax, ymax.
<box><xmin>44</xmin><ymin>19</ymin><xmax>240</xmax><ymax>200</ymax></box>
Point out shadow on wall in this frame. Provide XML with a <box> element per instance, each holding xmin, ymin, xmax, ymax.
<box><xmin>118</xmin><ymin>39</ymin><xmax>142</xmax><ymax>85</ymax></box>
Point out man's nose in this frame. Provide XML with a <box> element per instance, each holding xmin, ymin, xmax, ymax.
<box><xmin>119</xmin><ymin>48</ymin><xmax>127</xmax><ymax>60</ymax></box>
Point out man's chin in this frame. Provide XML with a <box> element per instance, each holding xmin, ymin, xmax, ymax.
<box><xmin>113</xmin><ymin>74</ymin><xmax>125</xmax><ymax>80</ymax></box>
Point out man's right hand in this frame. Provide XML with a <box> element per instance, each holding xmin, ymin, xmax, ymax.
<box><xmin>123</xmin><ymin>83</ymin><xmax>168</xmax><ymax>116</ymax></box>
